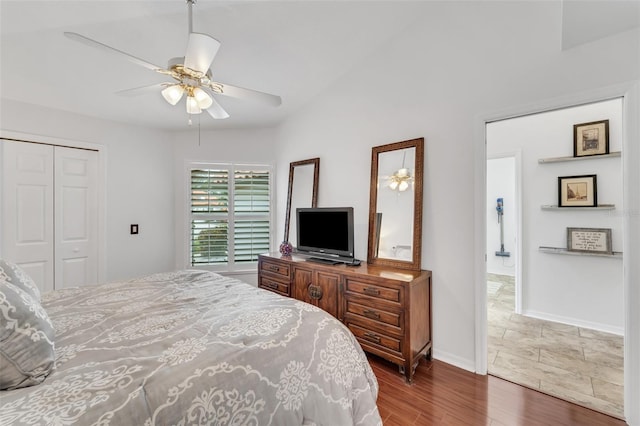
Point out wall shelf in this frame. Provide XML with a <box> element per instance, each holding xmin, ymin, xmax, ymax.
<box><xmin>540</xmin><ymin>204</ymin><xmax>615</xmax><ymax>210</ymax></box>
<box><xmin>539</xmin><ymin>246</ymin><xmax>622</xmax><ymax>259</ymax></box>
<box><xmin>538</xmin><ymin>151</ymin><xmax>621</xmax><ymax>164</ymax></box>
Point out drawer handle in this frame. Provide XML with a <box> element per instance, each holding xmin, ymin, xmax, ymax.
<box><xmin>308</xmin><ymin>285</ymin><xmax>323</xmax><ymax>300</ymax></box>
<box><xmin>267</xmin><ymin>265</ymin><xmax>280</xmax><ymax>272</ymax></box>
<box><xmin>265</xmin><ymin>281</ymin><xmax>278</xmax><ymax>289</ymax></box>
<box><xmin>363</xmin><ymin>309</ymin><xmax>380</xmax><ymax>320</ymax></box>
<box><xmin>363</xmin><ymin>331</ymin><xmax>381</xmax><ymax>344</ymax></box>
<box><xmin>363</xmin><ymin>287</ymin><xmax>380</xmax><ymax>296</ymax></box>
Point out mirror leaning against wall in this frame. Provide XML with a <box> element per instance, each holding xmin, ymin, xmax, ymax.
<box><xmin>367</xmin><ymin>138</ymin><xmax>424</xmax><ymax>271</ymax></box>
<box><xmin>281</xmin><ymin>158</ymin><xmax>320</xmax><ymax>254</ymax></box>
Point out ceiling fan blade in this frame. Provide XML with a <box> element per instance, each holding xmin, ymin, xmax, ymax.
<box><xmin>206</xmin><ymin>100</ymin><xmax>230</xmax><ymax>120</ymax></box>
<box><xmin>64</xmin><ymin>32</ymin><xmax>167</xmax><ymax>73</ymax></box>
<box><xmin>201</xmin><ymin>87</ymin><xmax>229</xmax><ymax>119</ymax></box>
<box><xmin>211</xmin><ymin>82</ymin><xmax>282</xmax><ymax>107</ymax></box>
<box><xmin>115</xmin><ymin>83</ymin><xmax>168</xmax><ymax>97</ymax></box>
<box><xmin>184</xmin><ymin>33</ymin><xmax>221</xmax><ymax>75</ymax></box>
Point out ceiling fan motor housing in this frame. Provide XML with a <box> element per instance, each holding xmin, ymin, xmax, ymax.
<box><xmin>167</xmin><ymin>57</ymin><xmax>222</xmax><ymax>94</ymax></box>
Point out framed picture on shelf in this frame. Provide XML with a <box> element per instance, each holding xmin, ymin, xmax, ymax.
<box><xmin>573</xmin><ymin>119</ymin><xmax>609</xmax><ymax>157</ymax></box>
<box><xmin>558</xmin><ymin>174</ymin><xmax>597</xmax><ymax>207</ymax></box>
<box><xmin>567</xmin><ymin>227</ymin><xmax>612</xmax><ymax>255</ymax></box>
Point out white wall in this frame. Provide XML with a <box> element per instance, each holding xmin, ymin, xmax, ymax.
<box><xmin>171</xmin><ymin>127</ymin><xmax>278</xmax><ymax>285</ymax></box>
<box><xmin>486</xmin><ymin>157</ymin><xmax>517</xmax><ymax>276</ymax></box>
<box><xmin>487</xmin><ymin>99</ymin><xmax>624</xmax><ymax>334</ymax></box>
<box><xmin>0</xmin><ymin>99</ymin><xmax>176</xmax><ymax>282</ymax></box>
<box><xmin>274</xmin><ymin>1</ymin><xmax>639</xmax><ymax>369</ymax></box>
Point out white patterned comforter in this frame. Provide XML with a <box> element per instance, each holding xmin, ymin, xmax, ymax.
<box><xmin>0</xmin><ymin>270</ymin><xmax>382</xmax><ymax>425</ymax></box>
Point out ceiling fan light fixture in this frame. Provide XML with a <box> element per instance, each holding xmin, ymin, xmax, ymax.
<box><xmin>186</xmin><ymin>95</ymin><xmax>202</xmax><ymax>114</ymax></box>
<box><xmin>193</xmin><ymin>87</ymin><xmax>213</xmax><ymax>109</ymax></box>
<box><xmin>388</xmin><ymin>168</ymin><xmax>412</xmax><ymax>192</ymax></box>
<box><xmin>161</xmin><ymin>84</ymin><xmax>185</xmax><ymax>106</ymax></box>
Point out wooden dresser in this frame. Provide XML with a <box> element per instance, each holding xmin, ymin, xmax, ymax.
<box><xmin>258</xmin><ymin>252</ymin><xmax>432</xmax><ymax>382</ymax></box>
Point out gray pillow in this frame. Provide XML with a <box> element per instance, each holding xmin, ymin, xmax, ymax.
<box><xmin>0</xmin><ymin>281</ymin><xmax>55</xmax><ymax>390</ymax></box>
<box><xmin>0</xmin><ymin>259</ymin><xmax>41</xmax><ymax>301</ymax></box>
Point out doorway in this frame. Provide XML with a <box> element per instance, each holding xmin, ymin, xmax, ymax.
<box><xmin>485</xmin><ymin>98</ymin><xmax>624</xmax><ymax>418</ymax></box>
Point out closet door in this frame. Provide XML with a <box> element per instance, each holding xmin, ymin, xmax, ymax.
<box><xmin>1</xmin><ymin>140</ymin><xmax>55</xmax><ymax>293</ymax></box>
<box><xmin>55</xmin><ymin>147</ymin><xmax>98</xmax><ymax>288</ymax></box>
<box><xmin>1</xmin><ymin>140</ymin><xmax>99</xmax><ymax>292</ymax></box>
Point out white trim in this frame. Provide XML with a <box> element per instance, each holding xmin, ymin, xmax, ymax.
<box><xmin>474</xmin><ymin>81</ymin><xmax>639</xmax><ymax>425</ymax></box>
<box><xmin>432</xmin><ymin>349</ymin><xmax>476</xmax><ymax>373</ymax></box>
<box><xmin>523</xmin><ymin>309</ymin><xmax>624</xmax><ymax>336</ymax></box>
<box><xmin>0</xmin><ymin>129</ymin><xmax>107</xmax><ymax>285</ymax></box>
<box><xmin>473</xmin><ymin>114</ymin><xmax>488</xmax><ymax>375</ymax></box>
<box><xmin>622</xmin><ymin>82</ymin><xmax>640</xmax><ymax>426</ymax></box>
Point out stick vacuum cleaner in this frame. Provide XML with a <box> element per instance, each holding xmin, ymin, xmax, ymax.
<box><xmin>495</xmin><ymin>198</ymin><xmax>510</xmax><ymax>257</ymax></box>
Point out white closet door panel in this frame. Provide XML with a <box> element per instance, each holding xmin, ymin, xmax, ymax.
<box><xmin>1</xmin><ymin>140</ymin><xmax>54</xmax><ymax>293</ymax></box>
<box><xmin>16</xmin><ymin>184</ymin><xmax>49</xmax><ymax>243</ymax></box>
<box><xmin>55</xmin><ymin>146</ymin><xmax>98</xmax><ymax>288</ymax></box>
<box><xmin>15</xmin><ymin>261</ymin><xmax>49</xmax><ymax>291</ymax></box>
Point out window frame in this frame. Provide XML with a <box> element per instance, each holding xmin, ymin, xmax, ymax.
<box><xmin>185</xmin><ymin>161</ymin><xmax>274</xmax><ymax>273</ymax></box>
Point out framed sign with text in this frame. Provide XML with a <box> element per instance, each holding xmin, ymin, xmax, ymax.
<box><xmin>566</xmin><ymin>227</ymin><xmax>612</xmax><ymax>255</ymax></box>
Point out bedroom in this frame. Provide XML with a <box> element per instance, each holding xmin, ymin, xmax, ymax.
<box><xmin>1</xmin><ymin>0</ymin><xmax>639</xmax><ymax>424</ymax></box>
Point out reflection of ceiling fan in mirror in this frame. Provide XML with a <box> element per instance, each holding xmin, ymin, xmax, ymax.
<box><xmin>64</xmin><ymin>0</ymin><xmax>281</xmax><ymax>122</ymax></box>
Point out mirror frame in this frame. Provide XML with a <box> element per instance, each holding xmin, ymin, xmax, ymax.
<box><xmin>367</xmin><ymin>138</ymin><xmax>424</xmax><ymax>271</ymax></box>
<box><xmin>283</xmin><ymin>158</ymin><xmax>320</xmax><ymax>243</ymax></box>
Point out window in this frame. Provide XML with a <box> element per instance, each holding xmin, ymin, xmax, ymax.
<box><xmin>189</xmin><ymin>163</ymin><xmax>272</xmax><ymax>271</ymax></box>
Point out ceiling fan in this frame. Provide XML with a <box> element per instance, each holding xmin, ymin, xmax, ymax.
<box><xmin>64</xmin><ymin>0</ymin><xmax>281</xmax><ymax>121</ymax></box>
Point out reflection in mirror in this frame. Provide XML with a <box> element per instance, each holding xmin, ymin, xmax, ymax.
<box><xmin>283</xmin><ymin>158</ymin><xmax>319</xmax><ymax>249</ymax></box>
<box><xmin>368</xmin><ymin>138</ymin><xmax>423</xmax><ymax>271</ymax></box>
<box><xmin>376</xmin><ymin>147</ymin><xmax>416</xmax><ymax>260</ymax></box>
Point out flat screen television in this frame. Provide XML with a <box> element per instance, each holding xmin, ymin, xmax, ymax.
<box><xmin>296</xmin><ymin>207</ymin><xmax>355</xmax><ymax>264</ymax></box>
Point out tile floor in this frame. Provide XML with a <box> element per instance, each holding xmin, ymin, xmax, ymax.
<box><xmin>487</xmin><ymin>273</ymin><xmax>624</xmax><ymax>419</ymax></box>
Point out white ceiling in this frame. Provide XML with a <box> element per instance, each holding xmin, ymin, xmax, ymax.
<box><xmin>561</xmin><ymin>0</ymin><xmax>639</xmax><ymax>50</ymax></box>
<box><xmin>1</xmin><ymin>1</ymin><xmax>638</xmax><ymax>131</ymax></box>
<box><xmin>1</xmin><ymin>0</ymin><xmax>431</xmax><ymax>130</ymax></box>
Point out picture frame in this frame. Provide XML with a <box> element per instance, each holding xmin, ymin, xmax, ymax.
<box><xmin>558</xmin><ymin>174</ymin><xmax>597</xmax><ymax>207</ymax></box>
<box><xmin>573</xmin><ymin>119</ymin><xmax>609</xmax><ymax>157</ymax></box>
<box><xmin>567</xmin><ymin>227</ymin><xmax>612</xmax><ymax>255</ymax></box>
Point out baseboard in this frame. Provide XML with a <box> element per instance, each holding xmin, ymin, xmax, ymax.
<box><xmin>523</xmin><ymin>309</ymin><xmax>624</xmax><ymax>336</ymax></box>
<box><xmin>432</xmin><ymin>349</ymin><xmax>476</xmax><ymax>373</ymax></box>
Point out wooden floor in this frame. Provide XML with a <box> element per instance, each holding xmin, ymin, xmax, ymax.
<box><xmin>369</xmin><ymin>355</ymin><xmax>627</xmax><ymax>425</ymax></box>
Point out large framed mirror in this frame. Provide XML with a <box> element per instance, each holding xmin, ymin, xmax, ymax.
<box><xmin>284</xmin><ymin>158</ymin><xmax>320</xmax><ymax>246</ymax></box>
<box><xmin>367</xmin><ymin>138</ymin><xmax>424</xmax><ymax>271</ymax></box>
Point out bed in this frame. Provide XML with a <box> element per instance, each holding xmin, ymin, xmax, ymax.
<box><xmin>0</xmin><ymin>268</ymin><xmax>382</xmax><ymax>425</ymax></box>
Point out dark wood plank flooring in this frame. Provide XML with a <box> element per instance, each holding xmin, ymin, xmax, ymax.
<box><xmin>369</xmin><ymin>355</ymin><xmax>626</xmax><ymax>425</ymax></box>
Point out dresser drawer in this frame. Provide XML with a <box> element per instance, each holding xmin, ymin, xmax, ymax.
<box><xmin>344</xmin><ymin>277</ymin><xmax>402</xmax><ymax>304</ymax></box>
<box><xmin>346</xmin><ymin>300</ymin><xmax>401</xmax><ymax>328</ymax></box>
<box><xmin>347</xmin><ymin>323</ymin><xmax>402</xmax><ymax>354</ymax></box>
<box><xmin>344</xmin><ymin>311</ymin><xmax>403</xmax><ymax>338</ymax></box>
<box><xmin>260</xmin><ymin>260</ymin><xmax>291</xmax><ymax>279</ymax></box>
<box><xmin>258</xmin><ymin>276</ymin><xmax>289</xmax><ymax>296</ymax></box>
